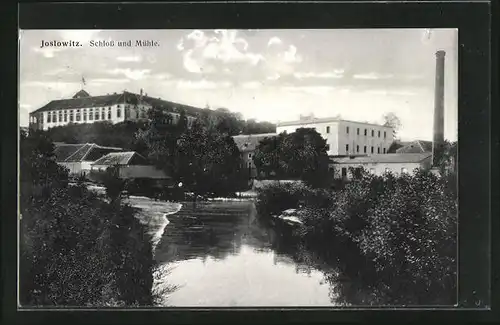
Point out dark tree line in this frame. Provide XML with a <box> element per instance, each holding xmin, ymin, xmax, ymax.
<box><xmin>253</xmin><ymin>128</ymin><xmax>331</xmax><ymax>188</ymax></box>
<box><xmin>19</xmin><ymin>130</ymin><xmax>155</xmax><ymax>306</ymax></box>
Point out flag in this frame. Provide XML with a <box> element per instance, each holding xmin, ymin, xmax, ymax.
<box><xmin>81</xmin><ymin>76</ymin><xmax>86</xmax><ymax>85</ymax></box>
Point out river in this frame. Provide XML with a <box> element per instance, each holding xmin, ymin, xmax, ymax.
<box><xmin>128</xmin><ymin>196</ymin><xmax>343</xmax><ymax>307</ymax></box>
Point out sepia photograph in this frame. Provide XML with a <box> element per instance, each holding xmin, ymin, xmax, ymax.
<box><xmin>19</xmin><ymin>28</ymin><xmax>458</xmax><ymax>308</ymax></box>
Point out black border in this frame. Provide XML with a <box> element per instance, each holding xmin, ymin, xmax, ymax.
<box><xmin>3</xmin><ymin>1</ymin><xmax>496</xmax><ymax>324</ymax></box>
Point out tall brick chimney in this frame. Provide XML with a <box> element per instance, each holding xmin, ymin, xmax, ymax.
<box><xmin>432</xmin><ymin>50</ymin><xmax>446</xmax><ymax>167</ymax></box>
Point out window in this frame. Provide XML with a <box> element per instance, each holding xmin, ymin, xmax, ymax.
<box><xmin>371</xmin><ymin>146</ymin><xmax>374</xmax><ymax>154</ymax></box>
<box><xmin>101</xmin><ymin>111</ymin><xmax>105</xmax><ymax>120</ymax></box>
<box><xmin>117</xmin><ymin>108</ymin><xmax>121</xmax><ymax>118</ymax></box>
<box><xmin>52</xmin><ymin>112</ymin><xmax>57</xmax><ymax>123</ymax></box>
<box><xmin>326</xmin><ymin>144</ymin><xmax>330</xmax><ymax>151</ymax></box>
<box><xmin>384</xmin><ymin>131</ymin><xmax>387</xmax><ymax>138</ymax></box>
<box><xmin>326</xmin><ymin>126</ymin><xmax>330</xmax><ymax>133</ymax></box>
<box><xmin>95</xmin><ymin>110</ymin><xmax>100</xmax><ymax>120</ymax></box>
<box><xmin>248</xmin><ymin>162</ymin><xmax>252</xmax><ymax>168</ymax></box>
<box><xmin>383</xmin><ymin>148</ymin><xmax>386</xmax><ymax>154</ymax></box>
<box><xmin>371</xmin><ymin>130</ymin><xmax>374</xmax><ymax>137</ymax></box>
<box><xmin>364</xmin><ymin>145</ymin><xmax>367</xmax><ymax>153</ymax></box>
<box><xmin>64</xmin><ymin>111</ymin><xmax>68</xmax><ymax>122</ymax></box>
<box><xmin>69</xmin><ymin>110</ymin><xmax>74</xmax><ymax>122</ymax></box>
<box><xmin>401</xmin><ymin>167</ymin><xmax>408</xmax><ymax>174</ymax></box>
<box><xmin>76</xmin><ymin>109</ymin><xmax>81</xmax><ymax>121</ymax></box>
<box><xmin>47</xmin><ymin>112</ymin><xmax>51</xmax><ymax>123</ymax></box>
<box><xmin>356</xmin><ymin>145</ymin><xmax>359</xmax><ymax>153</ymax></box>
<box><xmin>59</xmin><ymin>111</ymin><xmax>62</xmax><ymax>122</ymax></box>
<box><xmin>117</xmin><ymin>105</ymin><xmax>121</xmax><ymax>108</ymax></box>
<box><xmin>248</xmin><ymin>153</ymin><xmax>252</xmax><ymax>159</ymax></box>
<box><xmin>345</xmin><ymin>144</ymin><xmax>349</xmax><ymax>153</ymax></box>
<box><xmin>346</xmin><ymin>126</ymin><xmax>349</xmax><ymax>134</ymax></box>
<box><xmin>108</xmin><ymin>111</ymin><xmax>111</xmax><ymax>120</ymax></box>
<box><xmin>377</xmin><ymin>147</ymin><xmax>380</xmax><ymax>154</ymax></box>
<box><xmin>357</xmin><ymin>128</ymin><xmax>360</xmax><ymax>135</ymax></box>
<box><xmin>89</xmin><ymin>109</ymin><xmax>93</xmax><ymax>121</ymax></box>
<box><xmin>341</xmin><ymin>168</ymin><xmax>347</xmax><ymax>178</ymax></box>
<box><xmin>378</xmin><ymin>130</ymin><xmax>381</xmax><ymax>138</ymax></box>
<box><xmin>83</xmin><ymin>111</ymin><xmax>87</xmax><ymax>121</ymax></box>
<box><xmin>364</xmin><ymin>129</ymin><xmax>367</xmax><ymax>136</ymax></box>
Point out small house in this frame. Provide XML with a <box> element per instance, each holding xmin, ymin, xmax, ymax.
<box><xmin>54</xmin><ymin>142</ymin><xmax>122</xmax><ymax>176</ymax></box>
<box><xmin>91</xmin><ymin>151</ymin><xmax>170</xmax><ymax>180</ymax></box>
<box><xmin>330</xmin><ymin>152</ymin><xmax>432</xmax><ymax>179</ymax></box>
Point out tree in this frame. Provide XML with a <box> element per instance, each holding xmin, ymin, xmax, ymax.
<box><xmin>253</xmin><ymin>133</ymin><xmax>287</xmax><ymax>179</ymax></box>
<box><xmin>382</xmin><ymin>112</ymin><xmax>402</xmax><ymax>139</ymax></box>
<box><xmin>253</xmin><ymin>129</ymin><xmax>330</xmax><ymax>188</ymax></box>
<box><xmin>176</xmin><ymin>119</ymin><xmax>244</xmax><ymax>196</ymax></box>
<box><xmin>19</xmin><ymin>132</ymin><xmax>154</xmax><ymax>306</ymax></box>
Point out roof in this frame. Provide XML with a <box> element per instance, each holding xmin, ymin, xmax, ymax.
<box><xmin>331</xmin><ymin>153</ymin><xmax>432</xmax><ymax>164</ymax></box>
<box><xmin>396</xmin><ymin>140</ymin><xmax>433</xmax><ymax>154</ymax></box>
<box><xmin>232</xmin><ymin>133</ymin><xmax>277</xmax><ymax>152</ymax></box>
<box><xmin>54</xmin><ymin>143</ymin><xmax>122</xmax><ymax>162</ymax></box>
<box><xmin>73</xmin><ymin>89</ymin><xmax>90</xmax><ymax>98</ymax></box>
<box><xmin>276</xmin><ymin>116</ymin><xmax>392</xmax><ymax>128</ymax></box>
<box><xmin>91</xmin><ymin>151</ymin><xmax>148</xmax><ymax>166</ymax></box>
<box><xmin>30</xmin><ymin>90</ymin><xmax>203</xmax><ymax>116</ymax></box>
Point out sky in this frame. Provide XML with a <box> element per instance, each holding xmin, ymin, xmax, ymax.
<box><xmin>19</xmin><ymin>29</ymin><xmax>458</xmax><ymax>141</ymax></box>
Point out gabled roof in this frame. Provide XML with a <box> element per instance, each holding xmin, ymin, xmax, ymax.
<box><xmin>232</xmin><ymin>133</ymin><xmax>277</xmax><ymax>152</ymax></box>
<box><xmin>331</xmin><ymin>153</ymin><xmax>432</xmax><ymax>164</ymax></box>
<box><xmin>73</xmin><ymin>89</ymin><xmax>90</xmax><ymax>98</ymax></box>
<box><xmin>91</xmin><ymin>151</ymin><xmax>148</xmax><ymax>166</ymax></box>
<box><xmin>30</xmin><ymin>90</ymin><xmax>204</xmax><ymax>116</ymax></box>
<box><xmin>396</xmin><ymin>140</ymin><xmax>433</xmax><ymax>154</ymax></box>
<box><xmin>54</xmin><ymin>143</ymin><xmax>122</xmax><ymax>162</ymax></box>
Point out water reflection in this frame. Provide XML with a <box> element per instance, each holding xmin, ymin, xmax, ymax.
<box><xmin>154</xmin><ymin>201</ymin><xmax>338</xmax><ymax>307</ymax></box>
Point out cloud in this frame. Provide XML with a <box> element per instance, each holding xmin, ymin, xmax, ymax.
<box><xmin>90</xmin><ymin>78</ymin><xmax>130</xmax><ymax>84</ymax></box>
<box><xmin>242</xmin><ymin>81</ymin><xmax>263</xmax><ymax>89</ymax></box>
<box><xmin>294</xmin><ymin>70</ymin><xmax>344</xmax><ymax>79</ymax></box>
<box><xmin>32</xmin><ymin>47</ymin><xmax>64</xmax><ymax>58</ymax></box>
<box><xmin>353</xmin><ymin>73</ymin><xmax>395</xmax><ymax>80</ymax></box>
<box><xmin>283</xmin><ymin>45</ymin><xmax>302</xmax><ymax>64</ymax></box>
<box><xmin>176</xmin><ymin>79</ymin><xmax>232</xmax><ymax>89</ymax></box>
<box><xmin>107</xmin><ymin>68</ymin><xmax>151</xmax><ymax>80</ymax></box>
<box><xmin>267</xmin><ymin>37</ymin><xmax>283</xmax><ymax>47</ymax></box>
<box><xmin>281</xmin><ymin>86</ymin><xmax>335</xmax><ymax>96</ymax></box>
<box><xmin>365</xmin><ymin>89</ymin><xmax>418</xmax><ymax>96</ymax></box>
<box><xmin>116</xmin><ymin>55</ymin><xmax>142</xmax><ymax>62</ymax></box>
<box><xmin>178</xmin><ymin>30</ymin><xmax>264</xmax><ymax>74</ymax></box>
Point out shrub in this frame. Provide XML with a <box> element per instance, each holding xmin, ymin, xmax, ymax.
<box><xmin>258</xmin><ymin>168</ymin><xmax>458</xmax><ymax>306</ymax></box>
<box><xmin>19</xmin><ymin>133</ymin><xmax>154</xmax><ymax>306</ymax></box>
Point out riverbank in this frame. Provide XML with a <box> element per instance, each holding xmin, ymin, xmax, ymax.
<box><xmin>255</xmin><ymin>171</ymin><xmax>458</xmax><ymax>306</ymax></box>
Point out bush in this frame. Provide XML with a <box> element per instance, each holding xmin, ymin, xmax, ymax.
<box><xmin>257</xmin><ymin>168</ymin><xmax>458</xmax><ymax>305</ymax></box>
<box><xmin>19</xmin><ymin>133</ymin><xmax>154</xmax><ymax>306</ymax></box>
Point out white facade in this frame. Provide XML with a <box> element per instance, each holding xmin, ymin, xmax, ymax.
<box><xmin>276</xmin><ymin>118</ymin><xmax>394</xmax><ymax>156</ymax></box>
<box><xmin>29</xmin><ymin>91</ymin><xmax>199</xmax><ymax>131</ymax></box>
<box><xmin>330</xmin><ymin>153</ymin><xmax>432</xmax><ymax>179</ymax></box>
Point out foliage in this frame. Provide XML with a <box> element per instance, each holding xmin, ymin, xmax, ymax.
<box><xmin>19</xmin><ymin>133</ymin><xmax>154</xmax><ymax>306</ymax></box>
<box><xmin>382</xmin><ymin>112</ymin><xmax>401</xmax><ymax>138</ymax></box>
<box><xmin>176</xmin><ymin>119</ymin><xmax>245</xmax><ymax>196</ymax></box>
<box><xmin>43</xmin><ymin>120</ymin><xmax>148</xmax><ymax>151</ymax></box>
<box><xmin>253</xmin><ymin>128</ymin><xmax>331</xmax><ymax>188</ymax></box>
<box><xmin>257</xmin><ymin>169</ymin><xmax>457</xmax><ymax>305</ymax></box>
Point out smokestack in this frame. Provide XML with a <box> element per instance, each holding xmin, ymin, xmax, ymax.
<box><xmin>432</xmin><ymin>50</ymin><xmax>446</xmax><ymax>167</ymax></box>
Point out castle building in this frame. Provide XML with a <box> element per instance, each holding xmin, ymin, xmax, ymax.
<box><xmin>28</xmin><ymin>89</ymin><xmax>201</xmax><ymax>131</ymax></box>
<box><xmin>276</xmin><ymin>116</ymin><xmax>394</xmax><ymax>157</ymax></box>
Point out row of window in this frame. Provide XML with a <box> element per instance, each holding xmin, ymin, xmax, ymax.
<box><xmin>340</xmin><ymin>167</ymin><xmax>408</xmax><ymax>177</ymax></box>
<box><xmin>324</xmin><ymin>125</ymin><xmax>387</xmax><ymax>139</ymax></box>
<box><xmin>345</xmin><ymin>144</ymin><xmax>386</xmax><ymax>154</ymax></box>
<box><xmin>46</xmin><ymin>107</ymin><xmax>124</xmax><ymax>123</ymax></box>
